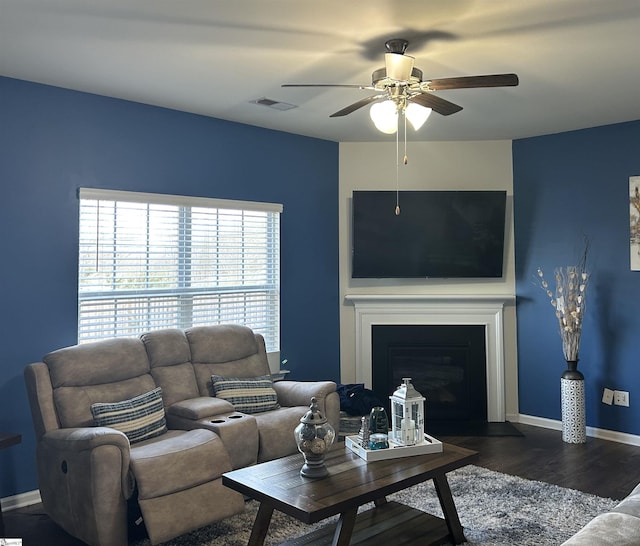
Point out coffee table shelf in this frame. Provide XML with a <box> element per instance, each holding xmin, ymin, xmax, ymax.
<box><xmin>280</xmin><ymin>500</ymin><xmax>450</xmax><ymax>546</ymax></box>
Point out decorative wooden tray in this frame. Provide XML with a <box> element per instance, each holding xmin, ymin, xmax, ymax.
<box><xmin>345</xmin><ymin>433</ymin><xmax>443</xmax><ymax>462</ymax></box>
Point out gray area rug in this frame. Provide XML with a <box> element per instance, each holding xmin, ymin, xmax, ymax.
<box><xmin>136</xmin><ymin>465</ymin><xmax>617</xmax><ymax>545</ymax></box>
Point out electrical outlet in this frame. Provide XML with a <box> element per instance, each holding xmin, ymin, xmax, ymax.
<box><xmin>602</xmin><ymin>388</ymin><xmax>614</xmax><ymax>405</ymax></box>
<box><xmin>614</xmin><ymin>390</ymin><xmax>630</xmax><ymax>407</ymax></box>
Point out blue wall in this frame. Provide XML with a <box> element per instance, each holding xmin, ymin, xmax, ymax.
<box><xmin>513</xmin><ymin>120</ymin><xmax>640</xmax><ymax>435</ymax></box>
<box><xmin>0</xmin><ymin>76</ymin><xmax>340</xmax><ymax>497</ymax></box>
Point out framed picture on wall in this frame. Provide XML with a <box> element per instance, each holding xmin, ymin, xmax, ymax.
<box><xmin>631</xmin><ymin>176</ymin><xmax>640</xmax><ymax>271</ymax></box>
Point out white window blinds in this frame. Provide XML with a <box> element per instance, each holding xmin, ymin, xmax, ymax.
<box><xmin>78</xmin><ymin>188</ymin><xmax>281</xmax><ymax>351</ymax></box>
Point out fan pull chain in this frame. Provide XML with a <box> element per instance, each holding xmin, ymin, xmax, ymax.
<box><xmin>404</xmin><ymin>110</ymin><xmax>408</xmax><ymax>165</ymax></box>
<box><xmin>395</xmin><ymin>108</ymin><xmax>410</xmax><ymax>216</ymax></box>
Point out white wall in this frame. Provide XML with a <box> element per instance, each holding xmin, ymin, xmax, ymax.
<box><xmin>338</xmin><ymin>140</ymin><xmax>519</xmax><ymax>420</ymax></box>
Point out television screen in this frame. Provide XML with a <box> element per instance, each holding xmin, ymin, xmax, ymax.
<box><xmin>351</xmin><ymin>190</ymin><xmax>507</xmax><ymax>278</ymax></box>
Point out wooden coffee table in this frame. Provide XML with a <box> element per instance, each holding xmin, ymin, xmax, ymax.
<box><xmin>222</xmin><ymin>441</ymin><xmax>477</xmax><ymax>546</ymax></box>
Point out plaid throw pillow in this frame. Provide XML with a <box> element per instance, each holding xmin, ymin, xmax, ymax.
<box><xmin>91</xmin><ymin>387</ymin><xmax>167</xmax><ymax>444</ymax></box>
<box><xmin>211</xmin><ymin>375</ymin><xmax>280</xmax><ymax>414</ymax></box>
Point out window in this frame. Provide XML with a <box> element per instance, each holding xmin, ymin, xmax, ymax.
<box><xmin>78</xmin><ymin>188</ymin><xmax>281</xmax><ymax>351</ymax></box>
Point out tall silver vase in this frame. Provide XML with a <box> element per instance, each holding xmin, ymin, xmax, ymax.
<box><xmin>561</xmin><ymin>360</ymin><xmax>586</xmax><ymax>443</ymax></box>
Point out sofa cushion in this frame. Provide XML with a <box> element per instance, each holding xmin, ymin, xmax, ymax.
<box><xmin>253</xmin><ymin>405</ymin><xmax>308</xmax><ymax>462</ymax></box>
<box><xmin>187</xmin><ymin>325</ymin><xmax>271</xmax><ymax>396</ymax></box>
<box><xmin>55</xmin><ymin>375</ymin><xmax>158</xmax><ymax>429</ymax></box>
<box><xmin>141</xmin><ymin>328</ymin><xmax>200</xmax><ymax>407</ymax></box>
<box><xmin>188</xmin><ymin>325</ymin><xmax>261</xmax><ymax>363</ymax></box>
<box><xmin>129</xmin><ymin>429</ymin><xmax>229</xmax><ymax>498</ymax></box>
<box><xmin>91</xmin><ymin>387</ymin><xmax>167</xmax><ymax>444</ymax></box>
<box><xmin>44</xmin><ymin>337</ymin><xmax>155</xmax><ymax>428</ymax></box>
<box><xmin>211</xmin><ymin>375</ymin><xmax>279</xmax><ymax>414</ymax></box>
<box><xmin>44</xmin><ymin>337</ymin><xmax>150</xmax><ymax>387</ymax></box>
<box><xmin>129</xmin><ymin>429</ymin><xmax>242</xmax><ymax>545</ymax></box>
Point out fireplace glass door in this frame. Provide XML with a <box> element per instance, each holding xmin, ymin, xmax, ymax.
<box><xmin>372</xmin><ymin>325</ymin><xmax>487</xmax><ymax>424</ymax></box>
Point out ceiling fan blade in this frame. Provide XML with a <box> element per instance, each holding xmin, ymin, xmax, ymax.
<box><xmin>427</xmin><ymin>73</ymin><xmax>519</xmax><ymax>91</ymax></box>
<box><xmin>330</xmin><ymin>95</ymin><xmax>384</xmax><ymax>117</ymax></box>
<box><xmin>282</xmin><ymin>83</ymin><xmax>372</xmax><ymax>89</ymax></box>
<box><xmin>409</xmin><ymin>93</ymin><xmax>463</xmax><ymax>116</ymax></box>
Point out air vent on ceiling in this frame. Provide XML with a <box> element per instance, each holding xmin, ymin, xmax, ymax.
<box><xmin>251</xmin><ymin>97</ymin><xmax>297</xmax><ymax>111</ymax></box>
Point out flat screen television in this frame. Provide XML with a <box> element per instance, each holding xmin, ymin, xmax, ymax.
<box><xmin>351</xmin><ymin>190</ymin><xmax>507</xmax><ymax>278</ymax></box>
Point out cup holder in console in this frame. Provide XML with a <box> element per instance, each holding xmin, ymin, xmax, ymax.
<box><xmin>210</xmin><ymin>414</ymin><xmax>243</xmax><ymax>424</ymax></box>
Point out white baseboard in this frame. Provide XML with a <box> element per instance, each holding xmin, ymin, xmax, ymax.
<box><xmin>517</xmin><ymin>414</ymin><xmax>562</xmax><ymax>431</ymax></box>
<box><xmin>517</xmin><ymin>413</ymin><xmax>640</xmax><ymax>446</ymax></box>
<box><xmin>1</xmin><ymin>489</ymin><xmax>41</xmax><ymax>512</ymax></box>
<box><xmin>505</xmin><ymin>412</ymin><xmax>520</xmax><ymax>423</ymax></box>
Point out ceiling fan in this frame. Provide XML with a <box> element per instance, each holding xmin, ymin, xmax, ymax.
<box><xmin>282</xmin><ymin>38</ymin><xmax>519</xmax><ymax>123</ymax></box>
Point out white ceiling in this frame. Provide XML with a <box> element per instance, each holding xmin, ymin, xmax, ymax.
<box><xmin>2</xmin><ymin>0</ymin><xmax>640</xmax><ymax>142</ymax></box>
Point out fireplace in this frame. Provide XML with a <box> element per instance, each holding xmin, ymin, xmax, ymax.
<box><xmin>345</xmin><ymin>294</ymin><xmax>513</xmax><ymax>423</ymax></box>
<box><xmin>371</xmin><ymin>324</ymin><xmax>487</xmax><ymax>423</ymax></box>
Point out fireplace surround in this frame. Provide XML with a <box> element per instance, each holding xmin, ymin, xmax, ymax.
<box><xmin>345</xmin><ymin>294</ymin><xmax>514</xmax><ymax>422</ymax></box>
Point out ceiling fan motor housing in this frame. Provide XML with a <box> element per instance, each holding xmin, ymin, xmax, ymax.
<box><xmin>372</xmin><ymin>67</ymin><xmax>423</xmax><ymax>89</ymax></box>
<box><xmin>384</xmin><ymin>38</ymin><xmax>409</xmax><ymax>54</ymax></box>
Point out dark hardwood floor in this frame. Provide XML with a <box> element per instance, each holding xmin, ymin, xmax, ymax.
<box><xmin>5</xmin><ymin>423</ymin><xmax>640</xmax><ymax>545</ymax></box>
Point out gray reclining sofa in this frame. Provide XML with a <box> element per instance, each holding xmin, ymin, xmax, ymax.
<box><xmin>24</xmin><ymin>324</ymin><xmax>339</xmax><ymax>546</ymax></box>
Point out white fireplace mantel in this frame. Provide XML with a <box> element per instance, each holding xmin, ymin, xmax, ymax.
<box><xmin>344</xmin><ymin>294</ymin><xmax>515</xmax><ymax>422</ymax></box>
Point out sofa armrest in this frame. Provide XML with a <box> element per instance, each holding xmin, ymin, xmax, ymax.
<box><xmin>561</xmin><ymin>512</ymin><xmax>640</xmax><ymax>545</ymax></box>
<box><xmin>42</xmin><ymin>426</ymin><xmax>129</xmax><ymax>450</ymax></box>
<box><xmin>167</xmin><ymin>397</ymin><xmax>235</xmax><ymax>420</ymax></box>
<box><xmin>37</xmin><ymin>427</ymin><xmax>133</xmax><ymax>545</ymax></box>
<box><xmin>273</xmin><ymin>381</ymin><xmax>340</xmax><ymax>433</ymax></box>
<box><xmin>41</xmin><ymin>427</ymin><xmax>132</xmax><ymax>496</ymax></box>
<box><xmin>614</xmin><ymin>483</ymin><xmax>640</xmax><ymax>517</ymax></box>
<box><xmin>273</xmin><ymin>380</ymin><xmax>337</xmax><ymax>407</ymax></box>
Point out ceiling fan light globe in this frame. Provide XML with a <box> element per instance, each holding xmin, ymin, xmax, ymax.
<box><xmin>370</xmin><ymin>100</ymin><xmax>398</xmax><ymax>134</ymax></box>
<box><xmin>385</xmin><ymin>53</ymin><xmax>414</xmax><ymax>82</ymax></box>
<box><xmin>406</xmin><ymin>102</ymin><xmax>432</xmax><ymax>131</ymax></box>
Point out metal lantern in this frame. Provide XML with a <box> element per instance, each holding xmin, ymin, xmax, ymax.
<box><xmin>389</xmin><ymin>378</ymin><xmax>425</xmax><ymax>446</ymax></box>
